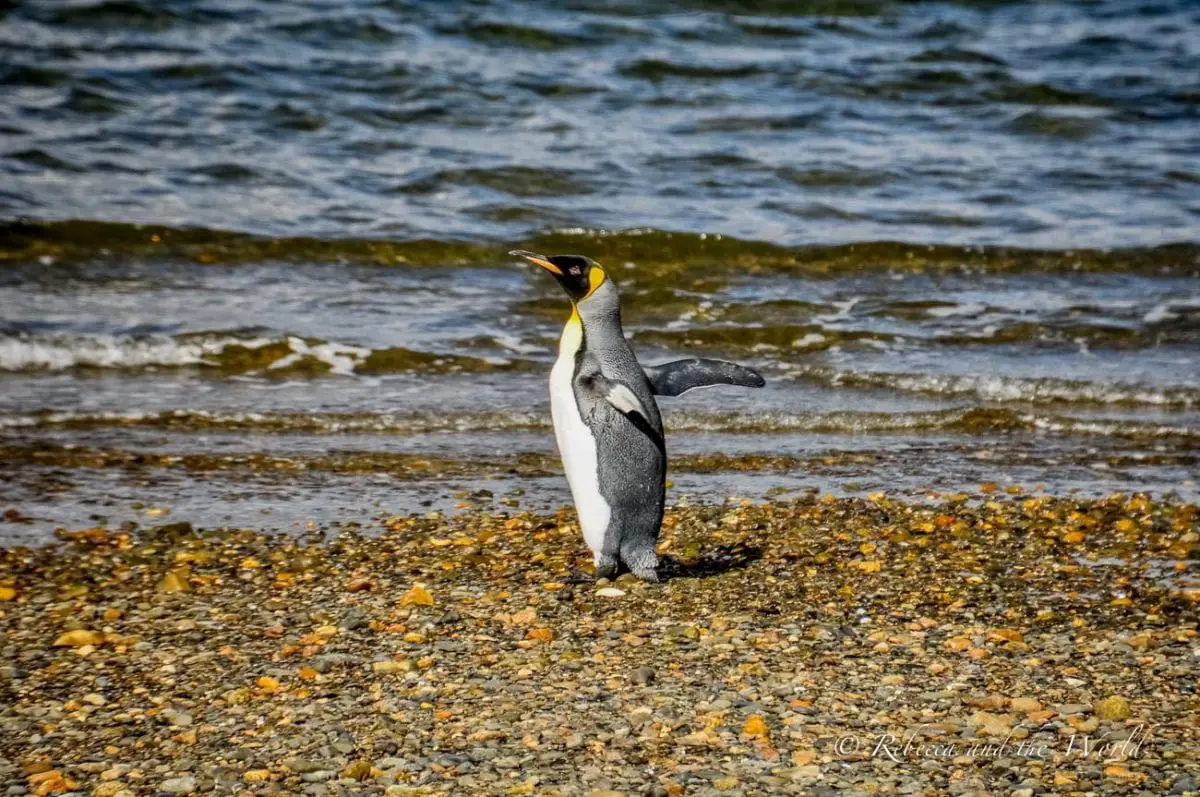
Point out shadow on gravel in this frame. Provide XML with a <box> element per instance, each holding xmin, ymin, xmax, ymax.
<box><xmin>659</xmin><ymin>543</ymin><xmax>763</xmax><ymax>581</ymax></box>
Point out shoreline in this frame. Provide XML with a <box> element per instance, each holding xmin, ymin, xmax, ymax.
<box><xmin>2</xmin><ymin>494</ymin><xmax>1197</xmax><ymax>795</ymax></box>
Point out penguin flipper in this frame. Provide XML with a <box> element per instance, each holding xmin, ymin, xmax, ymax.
<box><xmin>644</xmin><ymin>358</ymin><xmax>765</xmax><ymax>397</ymax></box>
<box><xmin>604</xmin><ymin>382</ymin><xmax>649</xmax><ymax>419</ymax></box>
<box><xmin>576</xmin><ymin>354</ymin><xmax>650</xmax><ymax>421</ymax></box>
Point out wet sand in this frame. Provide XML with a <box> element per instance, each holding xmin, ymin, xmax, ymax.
<box><xmin>2</xmin><ymin>493</ymin><xmax>1196</xmax><ymax>795</ymax></box>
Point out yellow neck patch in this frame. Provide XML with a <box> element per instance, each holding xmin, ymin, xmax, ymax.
<box><xmin>584</xmin><ymin>266</ymin><xmax>606</xmax><ymax>299</ymax></box>
<box><xmin>559</xmin><ymin>306</ymin><xmax>583</xmax><ymax>357</ymax></box>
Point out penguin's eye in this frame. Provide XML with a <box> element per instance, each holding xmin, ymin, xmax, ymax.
<box><xmin>568</xmin><ymin>266</ymin><xmax>581</xmax><ymax>276</ymax></box>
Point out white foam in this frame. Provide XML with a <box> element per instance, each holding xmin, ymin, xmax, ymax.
<box><xmin>0</xmin><ymin>333</ymin><xmax>255</xmax><ymax>371</ymax></box>
<box><xmin>786</xmin><ymin>365</ymin><xmax>1198</xmax><ymax>408</ymax></box>
<box><xmin>927</xmin><ymin>303</ymin><xmax>987</xmax><ymax>318</ymax></box>
<box><xmin>1028</xmin><ymin>414</ymin><xmax>1199</xmax><ymax>439</ymax></box>
<box><xmin>0</xmin><ymin>332</ymin><xmax>370</xmax><ymax>374</ymax></box>
<box><xmin>492</xmin><ymin>333</ymin><xmax>543</xmax><ymax>355</ymax></box>
<box><xmin>818</xmin><ymin>297</ymin><xmax>861</xmax><ymax>323</ymax></box>
<box><xmin>0</xmin><ymin>407</ymin><xmax>554</xmax><ymax>434</ymax></box>
<box><xmin>1143</xmin><ymin>303</ymin><xmax>1179</xmax><ymax>324</ymax></box>
<box><xmin>267</xmin><ymin>336</ymin><xmax>371</xmax><ymax>376</ymax></box>
<box><xmin>886</xmin><ymin>373</ymin><xmax>1179</xmax><ymax>406</ymax></box>
<box><xmin>791</xmin><ymin>332</ymin><xmax>826</xmax><ymax>349</ymax></box>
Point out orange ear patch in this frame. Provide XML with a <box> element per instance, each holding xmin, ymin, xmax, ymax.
<box><xmin>585</xmin><ymin>266</ymin><xmax>606</xmax><ymax>298</ymax></box>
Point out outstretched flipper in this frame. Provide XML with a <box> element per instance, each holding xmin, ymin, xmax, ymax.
<box><xmin>643</xmin><ymin>358</ymin><xmax>765</xmax><ymax>397</ymax></box>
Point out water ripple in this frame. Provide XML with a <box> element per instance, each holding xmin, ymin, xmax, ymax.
<box><xmin>0</xmin><ymin>0</ymin><xmax>1194</xmax><ymax>246</ymax></box>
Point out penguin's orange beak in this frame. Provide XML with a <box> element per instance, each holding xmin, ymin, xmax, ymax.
<box><xmin>509</xmin><ymin>250</ymin><xmax>563</xmax><ymax>277</ymax></box>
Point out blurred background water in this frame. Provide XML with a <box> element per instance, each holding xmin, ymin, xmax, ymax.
<box><xmin>1</xmin><ymin>0</ymin><xmax>1198</xmax><ymax>541</ymax></box>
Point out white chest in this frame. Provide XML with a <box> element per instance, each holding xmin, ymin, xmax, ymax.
<box><xmin>549</xmin><ymin>316</ymin><xmax>611</xmax><ymax>559</ymax></box>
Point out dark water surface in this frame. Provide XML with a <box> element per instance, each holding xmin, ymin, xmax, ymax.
<box><xmin>1</xmin><ymin>0</ymin><xmax>1198</xmax><ymax>541</ymax></box>
<box><xmin>3</xmin><ymin>0</ymin><xmax>1198</xmax><ymax>245</ymax></box>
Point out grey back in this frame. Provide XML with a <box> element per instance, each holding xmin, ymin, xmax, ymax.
<box><xmin>576</xmin><ymin>279</ymin><xmax>663</xmax><ymax>434</ymax></box>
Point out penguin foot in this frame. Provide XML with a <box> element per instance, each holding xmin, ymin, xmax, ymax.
<box><xmin>631</xmin><ymin>566</ymin><xmax>660</xmax><ymax>583</ymax></box>
<box><xmin>621</xmin><ymin>545</ymin><xmax>659</xmax><ymax>583</ymax></box>
<box><xmin>594</xmin><ymin>555</ymin><xmax>620</xmax><ymax>581</ymax></box>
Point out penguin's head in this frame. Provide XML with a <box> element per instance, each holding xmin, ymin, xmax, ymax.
<box><xmin>509</xmin><ymin>250</ymin><xmax>607</xmax><ymax>304</ymax></box>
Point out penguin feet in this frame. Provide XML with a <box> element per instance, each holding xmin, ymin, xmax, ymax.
<box><xmin>631</xmin><ymin>566</ymin><xmax>660</xmax><ymax>583</ymax></box>
<box><xmin>592</xmin><ymin>549</ymin><xmax>660</xmax><ymax>583</ymax></box>
<box><xmin>594</xmin><ymin>554</ymin><xmax>620</xmax><ymax>581</ymax></box>
<box><xmin>622</xmin><ymin>545</ymin><xmax>660</xmax><ymax>583</ymax></box>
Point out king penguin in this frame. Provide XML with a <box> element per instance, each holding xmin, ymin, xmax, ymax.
<box><xmin>511</xmin><ymin>250</ymin><xmax>765</xmax><ymax>582</ymax></box>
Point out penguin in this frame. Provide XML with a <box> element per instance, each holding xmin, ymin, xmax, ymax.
<box><xmin>510</xmin><ymin>250</ymin><xmax>765</xmax><ymax>582</ymax></box>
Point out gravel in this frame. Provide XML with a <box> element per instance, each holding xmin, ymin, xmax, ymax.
<box><xmin>1</xmin><ymin>492</ymin><xmax>1196</xmax><ymax>795</ymax></box>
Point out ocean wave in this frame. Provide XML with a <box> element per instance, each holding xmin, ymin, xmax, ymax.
<box><xmin>0</xmin><ymin>332</ymin><xmax>535</xmax><ymax>376</ymax></box>
<box><xmin>785</xmin><ymin>366</ymin><xmax>1200</xmax><ymax>409</ymax></box>
<box><xmin>0</xmin><ymin>408</ymin><xmax>549</xmax><ymax>433</ymax></box>
<box><xmin>0</xmin><ymin>332</ymin><xmax>272</xmax><ymax>371</ymax></box>
<box><xmin>3</xmin><ymin>220</ymin><xmax>1196</xmax><ymax>277</ymax></box>
<box><xmin>4</xmin><ymin>405</ymin><xmax>1195</xmax><ymax>443</ymax></box>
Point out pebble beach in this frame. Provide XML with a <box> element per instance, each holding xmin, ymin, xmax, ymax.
<box><xmin>2</xmin><ymin>493</ymin><xmax>1197</xmax><ymax>796</ymax></box>
<box><xmin>2</xmin><ymin>0</ymin><xmax>1199</xmax><ymax>794</ymax></box>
